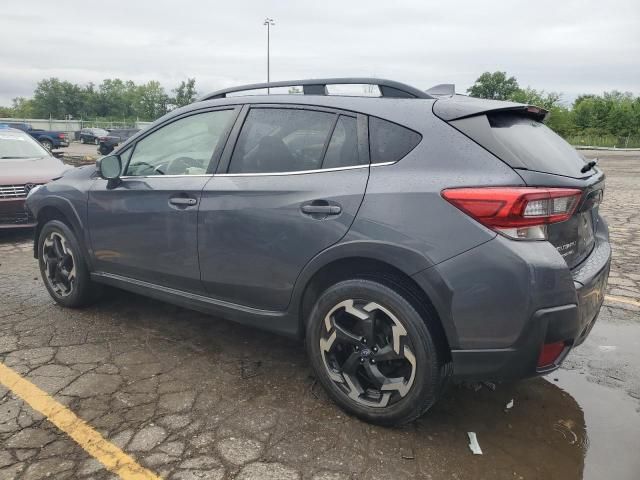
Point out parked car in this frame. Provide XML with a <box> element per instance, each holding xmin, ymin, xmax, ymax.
<box><xmin>0</xmin><ymin>126</ymin><xmax>70</xmax><ymax>229</ymax></box>
<box><xmin>98</xmin><ymin>128</ymin><xmax>140</xmax><ymax>155</ymax></box>
<box><xmin>25</xmin><ymin>78</ymin><xmax>611</xmax><ymax>426</ymax></box>
<box><xmin>79</xmin><ymin>128</ymin><xmax>109</xmax><ymax>145</ymax></box>
<box><xmin>5</xmin><ymin>122</ymin><xmax>70</xmax><ymax>151</ymax></box>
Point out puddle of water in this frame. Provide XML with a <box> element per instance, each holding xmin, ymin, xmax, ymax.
<box><xmin>553</xmin><ymin>369</ymin><xmax>640</xmax><ymax>480</ymax></box>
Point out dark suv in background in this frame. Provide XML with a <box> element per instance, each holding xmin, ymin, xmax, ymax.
<box><xmin>79</xmin><ymin>128</ymin><xmax>109</xmax><ymax>144</ymax></box>
<box><xmin>25</xmin><ymin>78</ymin><xmax>610</xmax><ymax>425</ymax></box>
<box><xmin>97</xmin><ymin>128</ymin><xmax>140</xmax><ymax>155</ymax></box>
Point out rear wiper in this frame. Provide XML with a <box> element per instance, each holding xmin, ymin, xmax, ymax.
<box><xmin>581</xmin><ymin>158</ymin><xmax>598</xmax><ymax>173</ymax></box>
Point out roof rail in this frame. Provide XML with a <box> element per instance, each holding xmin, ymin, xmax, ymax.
<box><xmin>198</xmin><ymin>78</ymin><xmax>434</xmax><ymax>101</ymax></box>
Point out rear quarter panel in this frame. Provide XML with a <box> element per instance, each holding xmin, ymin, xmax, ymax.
<box><xmin>348</xmin><ymin>104</ymin><xmax>526</xmax><ymax>271</ymax></box>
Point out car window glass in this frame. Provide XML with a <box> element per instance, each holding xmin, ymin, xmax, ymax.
<box><xmin>322</xmin><ymin>115</ymin><xmax>362</xmax><ymax>168</ymax></box>
<box><xmin>125</xmin><ymin>109</ymin><xmax>235</xmax><ymax>176</ymax></box>
<box><xmin>228</xmin><ymin>108</ymin><xmax>335</xmax><ymax>173</ymax></box>
<box><xmin>369</xmin><ymin>117</ymin><xmax>421</xmax><ymax>164</ymax></box>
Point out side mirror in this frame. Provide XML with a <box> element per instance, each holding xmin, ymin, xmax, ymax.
<box><xmin>97</xmin><ymin>155</ymin><xmax>122</xmax><ymax>180</ymax></box>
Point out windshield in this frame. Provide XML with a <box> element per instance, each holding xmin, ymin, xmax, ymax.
<box><xmin>0</xmin><ymin>130</ymin><xmax>49</xmax><ymax>159</ymax></box>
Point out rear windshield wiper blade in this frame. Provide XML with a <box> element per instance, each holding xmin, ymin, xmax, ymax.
<box><xmin>581</xmin><ymin>159</ymin><xmax>598</xmax><ymax>173</ymax></box>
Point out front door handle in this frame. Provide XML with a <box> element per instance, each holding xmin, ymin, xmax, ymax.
<box><xmin>301</xmin><ymin>205</ymin><xmax>341</xmax><ymax>215</ymax></box>
<box><xmin>169</xmin><ymin>197</ymin><xmax>197</xmax><ymax>206</ymax></box>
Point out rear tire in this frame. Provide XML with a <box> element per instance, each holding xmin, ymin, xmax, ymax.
<box><xmin>306</xmin><ymin>278</ymin><xmax>443</xmax><ymax>426</ymax></box>
<box><xmin>80</xmin><ymin>137</ymin><xmax>86</xmax><ymax>144</ymax></box>
<box><xmin>40</xmin><ymin>139</ymin><xmax>53</xmax><ymax>151</ymax></box>
<box><xmin>94</xmin><ymin>138</ymin><xmax>99</xmax><ymax>145</ymax></box>
<box><xmin>37</xmin><ymin>220</ymin><xmax>100</xmax><ymax>308</ymax></box>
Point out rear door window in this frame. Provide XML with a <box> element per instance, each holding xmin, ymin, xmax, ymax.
<box><xmin>369</xmin><ymin>117</ymin><xmax>422</xmax><ymax>164</ymax></box>
<box><xmin>322</xmin><ymin>115</ymin><xmax>362</xmax><ymax>168</ymax></box>
<box><xmin>228</xmin><ymin>108</ymin><xmax>335</xmax><ymax>173</ymax></box>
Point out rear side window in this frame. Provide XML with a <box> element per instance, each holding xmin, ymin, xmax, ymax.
<box><xmin>369</xmin><ymin>117</ymin><xmax>421</xmax><ymax>164</ymax></box>
<box><xmin>229</xmin><ymin>108</ymin><xmax>335</xmax><ymax>173</ymax></box>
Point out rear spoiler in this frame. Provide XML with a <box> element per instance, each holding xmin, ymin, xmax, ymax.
<box><xmin>433</xmin><ymin>94</ymin><xmax>548</xmax><ymax>122</ymax></box>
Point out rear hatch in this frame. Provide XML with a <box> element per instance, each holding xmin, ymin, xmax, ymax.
<box><xmin>435</xmin><ymin>96</ymin><xmax>604</xmax><ymax>269</ymax></box>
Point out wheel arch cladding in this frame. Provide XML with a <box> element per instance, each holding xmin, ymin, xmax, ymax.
<box><xmin>298</xmin><ymin>255</ymin><xmax>452</xmax><ymax>361</ymax></box>
<box><xmin>33</xmin><ymin>202</ymin><xmax>83</xmax><ymax>260</ymax></box>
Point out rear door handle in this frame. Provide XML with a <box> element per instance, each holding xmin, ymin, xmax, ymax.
<box><xmin>169</xmin><ymin>197</ymin><xmax>197</xmax><ymax>206</ymax></box>
<box><xmin>301</xmin><ymin>204</ymin><xmax>341</xmax><ymax>215</ymax></box>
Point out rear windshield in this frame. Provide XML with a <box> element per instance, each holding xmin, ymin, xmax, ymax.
<box><xmin>488</xmin><ymin>114</ymin><xmax>589</xmax><ymax>177</ymax></box>
<box><xmin>452</xmin><ymin>113</ymin><xmax>591</xmax><ymax>178</ymax></box>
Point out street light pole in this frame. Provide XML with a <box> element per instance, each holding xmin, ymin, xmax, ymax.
<box><xmin>263</xmin><ymin>18</ymin><xmax>275</xmax><ymax>91</ymax></box>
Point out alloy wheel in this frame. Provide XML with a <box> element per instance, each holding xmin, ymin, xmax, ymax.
<box><xmin>319</xmin><ymin>299</ymin><xmax>417</xmax><ymax>408</ymax></box>
<box><xmin>42</xmin><ymin>231</ymin><xmax>76</xmax><ymax>297</ymax></box>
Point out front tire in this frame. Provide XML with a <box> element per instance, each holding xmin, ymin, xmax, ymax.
<box><xmin>306</xmin><ymin>279</ymin><xmax>444</xmax><ymax>426</ymax></box>
<box><xmin>80</xmin><ymin>137</ymin><xmax>86</xmax><ymax>144</ymax></box>
<box><xmin>38</xmin><ymin>220</ymin><xmax>100</xmax><ymax>308</ymax></box>
<box><xmin>94</xmin><ymin>138</ymin><xmax>99</xmax><ymax>145</ymax></box>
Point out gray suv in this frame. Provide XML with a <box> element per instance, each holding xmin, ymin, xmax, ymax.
<box><xmin>26</xmin><ymin>78</ymin><xmax>611</xmax><ymax>425</ymax></box>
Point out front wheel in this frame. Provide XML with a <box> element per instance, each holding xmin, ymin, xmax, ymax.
<box><xmin>306</xmin><ymin>279</ymin><xmax>444</xmax><ymax>426</ymax></box>
<box><xmin>38</xmin><ymin>220</ymin><xmax>100</xmax><ymax>308</ymax></box>
<box><xmin>94</xmin><ymin>137</ymin><xmax>99</xmax><ymax>145</ymax></box>
<box><xmin>80</xmin><ymin>137</ymin><xmax>86</xmax><ymax>144</ymax></box>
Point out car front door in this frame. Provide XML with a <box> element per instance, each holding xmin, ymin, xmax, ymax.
<box><xmin>88</xmin><ymin>107</ymin><xmax>239</xmax><ymax>292</ymax></box>
<box><xmin>199</xmin><ymin>105</ymin><xmax>369</xmax><ymax>311</ymax></box>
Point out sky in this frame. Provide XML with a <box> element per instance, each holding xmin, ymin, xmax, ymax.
<box><xmin>0</xmin><ymin>0</ymin><xmax>639</xmax><ymax>107</ymax></box>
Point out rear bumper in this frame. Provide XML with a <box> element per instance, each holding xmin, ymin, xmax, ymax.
<box><xmin>413</xmin><ymin>216</ymin><xmax>611</xmax><ymax>382</ymax></box>
<box><xmin>449</xmin><ymin>262</ymin><xmax>609</xmax><ymax>381</ymax></box>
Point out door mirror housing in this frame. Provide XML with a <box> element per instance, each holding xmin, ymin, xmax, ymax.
<box><xmin>97</xmin><ymin>154</ymin><xmax>122</xmax><ymax>180</ymax></box>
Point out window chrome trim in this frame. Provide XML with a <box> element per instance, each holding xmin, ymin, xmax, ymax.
<box><xmin>371</xmin><ymin>161</ymin><xmax>395</xmax><ymax>167</ymax></box>
<box><xmin>119</xmin><ymin>174</ymin><xmax>214</xmax><ymax>179</ymax></box>
<box><xmin>117</xmin><ymin>161</ymin><xmax>394</xmax><ymax>179</ymax></box>
<box><xmin>215</xmin><ymin>164</ymin><xmax>368</xmax><ymax>177</ymax></box>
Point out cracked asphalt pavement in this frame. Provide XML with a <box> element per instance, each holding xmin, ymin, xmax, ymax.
<box><xmin>1</xmin><ymin>150</ymin><xmax>639</xmax><ymax>480</ymax></box>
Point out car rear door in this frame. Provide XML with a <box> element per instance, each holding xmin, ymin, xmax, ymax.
<box><xmin>198</xmin><ymin>104</ymin><xmax>369</xmax><ymax>311</ymax></box>
<box><xmin>87</xmin><ymin>107</ymin><xmax>239</xmax><ymax>292</ymax></box>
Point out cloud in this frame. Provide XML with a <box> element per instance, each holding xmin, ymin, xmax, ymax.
<box><xmin>0</xmin><ymin>0</ymin><xmax>638</xmax><ymax>106</ymax></box>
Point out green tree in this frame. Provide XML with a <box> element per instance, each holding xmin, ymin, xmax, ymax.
<box><xmin>11</xmin><ymin>97</ymin><xmax>35</xmax><ymax>118</ymax></box>
<box><xmin>31</xmin><ymin>78</ymin><xmax>85</xmax><ymax>118</ymax></box>
<box><xmin>467</xmin><ymin>71</ymin><xmax>520</xmax><ymax>100</ymax></box>
<box><xmin>508</xmin><ymin>87</ymin><xmax>561</xmax><ymax>110</ymax></box>
<box><xmin>136</xmin><ymin>81</ymin><xmax>169</xmax><ymax>120</ymax></box>
<box><xmin>172</xmin><ymin>78</ymin><xmax>197</xmax><ymax>107</ymax></box>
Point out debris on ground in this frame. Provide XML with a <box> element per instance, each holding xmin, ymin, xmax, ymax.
<box><xmin>505</xmin><ymin>399</ymin><xmax>514</xmax><ymax>412</ymax></box>
<box><xmin>467</xmin><ymin>432</ymin><xmax>483</xmax><ymax>455</ymax></box>
<box><xmin>401</xmin><ymin>448</ymin><xmax>415</xmax><ymax>460</ymax></box>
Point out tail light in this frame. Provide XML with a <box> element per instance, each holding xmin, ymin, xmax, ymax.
<box><xmin>58</xmin><ymin>133</ymin><xmax>65</xmax><ymax>139</ymax></box>
<box><xmin>441</xmin><ymin>187</ymin><xmax>582</xmax><ymax>240</ymax></box>
<box><xmin>537</xmin><ymin>341</ymin><xmax>566</xmax><ymax>368</ymax></box>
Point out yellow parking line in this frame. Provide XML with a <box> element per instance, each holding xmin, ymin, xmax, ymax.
<box><xmin>605</xmin><ymin>294</ymin><xmax>640</xmax><ymax>307</ymax></box>
<box><xmin>0</xmin><ymin>362</ymin><xmax>160</xmax><ymax>480</ymax></box>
